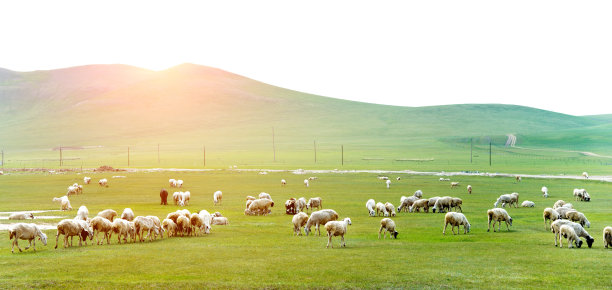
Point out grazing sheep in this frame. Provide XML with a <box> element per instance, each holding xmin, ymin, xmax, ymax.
<box><xmin>73</xmin><ymin>219</ymin><xmax>94</xmax><ymax>245</ymax></box>
<box><xmin>487</xmin><ymin>208</ymin><xmax>513</xmax><ymax>232</ymax></box>
<box><xmin>83</xmin><ymin>177</ymin><xmax>91</xmax><ymax>184</ymax></box>
<box><xmin>189</xmin><ymin>213</ymin><xmax>205</xmax><ymax>236</ymax></box>
<box><xmin>378</xmin><ymin>176</ymin><xmax>389</xmax><ymax>180</ymax></box>
<box><xmin>467</xmin><ymin>185</ymin><xmax>472</xmax><ymax>194</ymax></box>
<box><xmin>198</xmin><ymin>210</ymin><xmax>212</xmax><ymax>234</ymax></box>
<box><xmin>90</xmin><ymin>216</ymin><xmax>113</xmax><ymax>245</ymax></box>
<box><xmin>259</xmin><ymin>192</ymin><xmax>272</xmax><ymax>200</ymax></box>
<box><xmin>8</xmin><ymin>212</ymin><xmax>34</xmax><ymax>220</ymax></box>
<box><xmin>565</xmin><ymin>211</ymin><xmax>590</xmax><ymax>228</ymax></box>
<box><xmin>67</xmin><ymin>185</ymin><xmax>78</xmax><ymax>196</ymax></box>
<box><xmin>427</xmin><ymin>197</ymin><xmax>441</xmax><ymax>208</ymax></box>
<box><xmin>521</xmin><ymin>201</ymin><xmax>535</xmax><ymax>208</ymax></box>
<box><xmin>573</xmin><ymin>189</ymin><xmax>590</xmax><ymax>202</ymax></box>
<box><xmin>305</xmin><ymin>209</ymin><xmax>339</xmax><ymax>236</ymax></box>
<box><xmin>308</xmin><ymin>176</ymin><xmax>318</xmax><ymax>181</ymax></box>
<box><xmin>553</xmin><ymin>200</ymin><xmax>566</xmax><ymax>209</ymax></box>
<box><xmin>246</xmin><ymin>195</ymin><xmax>256</xmax><ymax>201</ymax></box>
<box><xmin>120</xmin><ymin>208</ymin><xmax>134</xmax><ymax>221</ymax></box>
<box><xmin>160</xmin><ymin>188</ymin><xmax>168</xmax><ymax>205</ymax></box>
<box><xmin>413</xmin><ymin>190</ymin><xmax>423</xmax><ymax>198</ymax></box>
<box><xmin>396</xmin><ymin>177</ymin><xmax>401</xmax><ymax>181</ymax></box>
<box><xmin>439</xmin><ymin>178</ymin><xmax>450</xmax><ymax>181</ymax></box>
<box><xmin>494</xmin><ymin>193</ymin><xmax>516</xmax><ymax>208</ymax></box>
<box><xmin>97</xmin><ymin>209</ymin><xmax>117</xmax><ymax>222</ymax></box>
<box><xmin>450</xmin><ymin>182</ymin><xmax>459</xmax><ymax>188</ymax></box>
<box><xmin>450</xmin><ymin>198</ymin><xmax>463</xmax><ymax>212</ymax></box>
<box><xmin>296</xmin><ymin>197</ymin><xmax>307</xmax><ymax>212</ymax></box>
<box><xmin>213</xmin><ymin>191</ymin><xmax>223</xmax><ymax>206</ymax></box>
<box><xmin>515</xmin><ymin>176</ymin><xmax>521</xmax><ymax>182</ymax></box>
<box><xmin>384</xmin><ymin>202</ymin><xmax>396</xmax><ymax>217</ymax></box>
<box><xmin>385</xmin><ymin>179</ymin><xmax>391</xmax><ymax>189</ymax></box>
<box><xmin>98</xmin><ymin>178</ymin><xmax>108</xmax><ymax>187</ymax></box>
<box><xmin>247</xmin><ymin>199</ymin><xmax>275</xmax><ymax>216</ymax></box>
<box><xmin>432</xmin><ymin>196</ymin><xmax>452</xmax><ymax>213</ymax></box>
<box><xmin>281</xmin><ymin>179</ymin><xmax>287</xmax><ymax>187</ymax></box>
<box><xmin>246</xmin><ymin>199</ymin><xmax>254</xmax><ymax>210</ymax></box>
<box><xmin>604</xmin><ymin>227</ymin><xmax>612</xmax><ymax>249</ymax></box>
<box><xmin>550</xmin><ymin>220</ymin><xmax>594</xmax><ymax>248</ymax></box>
<box><xmin>409</xmin><ymin>199</ymin><xmax>430</xmax><ymax>213</ymax></box>
<box><xmin>541</xmin><ymin>186</ymin><xmax>548</xmax><ymax>198</ymax></box>
<box><xmin>169</xmin><ymin>179</ymin><xmax>177</xmax><ymax>187</ymax></box>
<box><xmin>562</xmin><ymin>203</ymin><xmax>574</xmax><ymax>209</ymax></box>
<box><xmin>173</xmin><ymin>192</ymin><xmax>182</xmax><ymax>205</ymax></box>
<box><xmin>8</xmin><ymin>223</ymin><xmax>47</xmax><ymax>253</ymax></box>
<box><xmin>146</xmin><ymin>216</ymin><xmax>163</xmax><ymax>239</ymax></box>
<box><xmin>135</xmin><ymin>216</ymin><xmax>160</xmax><ymax>241</ymax></box>
<box><xmin>211</xmin><ymin>216</ymin><xmax>229</xmax><ymax>225</ymax></box>
<box><xmin>398</xmin><ymin>196</ymin><xmax>420</xmax><ymax>213</ymax></box>
<box><xmin>162</xmin><ymin>219</ymin><xmax>177</xmax><ymax>237</ymax></box>
<box><xmin>181</xmin><ymin>191</ymin><xmax>191</xmax><ymax>206</ymax></box>
<box><xmin>375</xmin><ymin>202</ymin><xmax>389</xmax><ymax>217</ymax></box>
<box><xmin>166</xmin><ymin>211</ymin><xmax>181</xmax><ymax>224</ymax></box>
<box><xmin>292</xmin><ymin>212</ymin><xmax>309</xmax><ymax>235</ymax></box>
<box><xmin>378</xmin><ymin>218</ymin><xmax>398</xmax><ymax>239</ymax></box>
<box><xmin>53</xmin><ymin>196</ymin><xmax>72</xmax><ymax>211</ymax></box>
<box><xmin>555</xmin><ymin>207</ymin><xmax>575</xmax><ymax>219</ymax></box>
<box><xmin>175</xmin><ymin>215</ymin><xmax>191</xmax><ymax>237</ymax></box>
<box><xmin>55</xmin><ymin>219</ymin><xmax>88</xmax><ymax>249</ymax></box>
<box><xmin>75</xmin><ymin>206</ymin><xmax>88</xmax><ymax>221</ymax></box>
<box><xmin>543</xmin><ymin>207</ymin><xmax>561</xmax><ymax>230</ymax></box>
<box><xmin>559</xmin><ymin>225</ymin><xmax>581</xmax><ymax>248</ymax></box>
<box><xmin>285</xmin><ymin>198</ymin><xmax>297</xmax><ymax>215</ymax></box>
<box><xmin>443</xmin><ymin>212</ymin><xmax>471</xmax><ymax>235</ymax></box>
<box><xmin>111</xmin><ymin>218</ymin><xmax>131</xmax><ymax>244</ymax></box>
<box><xmin>307</xmin><ymin>197</ymin><xmax>322</xmax><ymax>212</ymax></box>
<box><xmin>304</xmin><ymin>179</ymin><xmax>310</xmax><ymax>188</ymax></box>
<box><xmin>177</xmin><ymin>179</ymin><xmax>184</xmax><ymax>188</ymax></box>
<box><xmin>582</xmin><ymin>172</ymin><xmax>589</xmax><ymax>179</ymax></box>
<box><xmin>366</xmin><ymin>199</ymin><xmax>376</xmax><ymax>216</ymax></box>
<box><xmin>325</xmin><ymin>217</ymin><xmax>352</xmax><ymax>248</ymax></box>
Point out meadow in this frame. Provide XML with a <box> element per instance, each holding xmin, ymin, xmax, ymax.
<box><xmin>1</xmin><ymin>170</ymin><xmax>610</xmax><ymax>288</ymax></box>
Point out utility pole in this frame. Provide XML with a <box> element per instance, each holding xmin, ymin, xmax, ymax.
<box><xmin>272</xmin><ymin>127</ymin><xmax>276</xmax><ymax>162</ymax></box>
<box><xmin>341</xmin><ymin>145</ymin><xmax>344</xmax><ymax>166</ymax></box>
<box><xmin>314</xmin><ymin>140</ymin><xmax>317</xmax><ymax>163</ymax></box>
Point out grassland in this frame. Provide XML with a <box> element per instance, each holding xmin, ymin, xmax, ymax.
<box><xmin>1</xmin><ymin>171</ymin><xmax>610</xmax><ymax>288</ymax></box>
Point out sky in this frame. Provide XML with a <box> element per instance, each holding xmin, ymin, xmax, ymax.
<box><xmin>1</xmin><ymin>0</ymin><xmax>611</xmax><ymax>116</ymax></box>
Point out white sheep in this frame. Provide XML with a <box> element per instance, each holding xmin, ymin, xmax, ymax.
<box><xmin>83</xmin><ymin>177</ymin><xmax>91</xmax><ymax>184</ymax></box>
<box><xmin>75</xmin><ymin>205</ymin><xmax>89</xmax><ymax>221</ymax></box>
<box><xmin>409</xmin><ymin>199</ymin><xmax>430</xmax><ymax>213</ymax></box>
<box><xmin>573</xmin><ymin>188</ymin><xmax>590</xmax><ymax>202</ymax></box>
<box><xmin>541</xmin><ymin>186</ymin><xmax>548</xmax><ymax>198</ymax></box>
<box><xmin>550</xmin><ymin>220</ymin><xmax>594</xmax><ymax>248</ymax></box>
<box><xmin>296</xmin><ymin>197</ymin><xmax>307</xmax><ymax>212</ymax></box>
<box><xmin>378</xmin><ymin>218</ymin><xmax>398</xmax><ymax>239</ymax></box>
<box><xmin>189</xmin><ymin>213</ymin><xmax>206</xmax><ymax>236</ymax></box>
<box><xmin>121</xmin><ymin>208</ymin><xmax>135</xmax><ymax>221</ymax></box>
<box><xmin>450</xmin><ymin>198</ymin><xmax>463</xmax><ymax>212</ymax></box>
<box><xmin>308</xmin><ymin>176</ymin><xmax>318</xmax><ymax>181</ymax></box>
<box><xmin>565</xmin><ymin>211</ymin><xmax>590</xmax><ymax>228</ymax></box>
<box><xmin>67</xmin><ymin>185</ymin><xmax>78</xmax><ymax>196</ymax></box>
<box><xmin>259</xmin><ymin>192</ymin><xmax>272</xmax><ymax>200</ymax></box>
<box><xmin>432</xmin><ymin>196</ymin><xmax>452</xmax><ymax>213</ymax></box>
<box><xmin>378</xmin><ymin>176</ymin><xmax>389</xmax><ymax>180</ymax></box>
<box><xmin>439</xmin><ymin>178</ymin><xmax>450</xmax><ymax>181</ymax></box>
<box><xmin>450</xmin><ymin>182</ymin><xmax>459</xmax><ymax>188</ymax></box>
<box><xmin>385</xmin><ymin>179</ymin><xmax>391</xmax><ymax>189</ymax></box>
<box><xmin>543</xmin><ymin>208</ymin><xmax>561</xmax><ymax>230</ymax></box>
<box><xmin>97</xmin><ymin>209</ymin><xmax>118</xmax><ymax>222</ymax></box>
<box><xmin>443</xmin><ymin>212</ymin><xmax>470</xmax><ymax>235</ymax></box>
<box><xmin>8</xmin><ymin>223</ymin><xmax>47</xmax><ymax>253</ymax></box>
<box><xmin>146</xmin><ymin>215</ymin><xmax>164</xmax><ymax>239</ymax></box>
<box><xmin>603</xmin><ymin>227</ymin><xmax>612</xmax><ymax>249</ymax></box>
<box><xmin>487</xmin><ymin>208</ymin><xmax>513</xmax><ymax>232</ymax></box>
<box><xmin>211</xmin><ymin>216</ymin><xmax>229</xmax><ymax>225</ymax></box>
<box><xmin>55</xmin><ymin>219</ymin><xmax>88</xmax><ymax>248</ymax></box>
<box><xmin>325</xmin><ymin>217</ymin><xmax>351</xmax><ymax>248</ymax></box>
<box><xmin>396</xmin><ymin>177</ymin><xmax>401</xmax><ymax>181</ymax></box>
<box><xmin>213</xmin><ymin>191</ymin><xmax>223</xmax><ymax>205</ymax></box>
<box><xmin>582</xmin><ymin>172</ymin><xmax>589</xmax><ymax>179</ymax></box>
<box><xmin>198</xmin><ymin>210</ymin><xmax>212</xmax><ymax>234</ymax></box>
<box><xmin>90</xmin><ymin>216</ymin><xmax>113</xmax><ymax>245</ymax></box>
<box><xmin>8</xmin><ymin>212</ymin><xmax>34</xmax><ymax>220</ymax></box>
<box><xmin>493</xmin><ymin>193</ymin><xmax>516</xmax><ymax>208</ymax></box>
<box><xmin>135</xmin><ymin>216</ymin><xmax>160</xmax><ymax>241</ymax></box>
<box><xmin>162</xmin><ymin>219</ymin><xmax>177</xmax><ymax>237</ymax></box>
<box><xmin>305</xmin><ymin>209</ymin><xmax>338</xmax><ymax>236</ymax></box>
<box><xmin>385</xmin><ymin>202</ymin><xmax>396</xmax><ymax>217</ymax></box>
<box><xmin>169</xmin><ymin>179</ymin><xmax>177</xmax><ymax>187</ymax></box>
<box><xmin>177</xmin><ymin>179</ymin><xmax>184</xmax><ymax>188</ymax></box>
<box><xmin>375</xmin><ymin>202</ymin><xmax>389</xmax><ymax>217</ymax></box>
<box><xmin>281</xmin><ymin>179</ymin><xmax>287</xmax><ymax>187</ymax></box>
<box><xmin>521</xmin><ymin>200</ymin><xmax>535</xmax><ymax>207</ymax></box>
<box><xmin>559</xmin><ymin>224</ymin><xmax>581</xmax><ymax>248</ymax></box>
<box><xmin>555</xmin><ymin>207</ymin><xmax>575</xmax><ymax>219</ymax></box>
<box><xmin>467</xmin><ymin>185</ymin><xmax>472</xmax><ymax>194</ymax></box>
<box><xmin>307</xmin><ymin>197</ymin><xmax>322</xmax><ymax>212</ymax></box>
<box><xmin>292</xmin><ymin>212</ymin><xmax>309</xmax><ymax>235</ymax></box>
<box><xmin>365</xmin><ymin>199</ymin><xmax>376</xmax><ymax>217</ymax></box>
<box><xmin>246</xmin><ymin>199</ymin><xmax>275</xmax><ymax>216</ymax></box>
<box><xmin>553</xmin><ymin>200</ymin><xmax>566</xmax><ymax>209</ymax></box>
<box><xmin>53</xmin><ymin>196</ymin><xmax>72</xmax><ymax>211</ymax></box>
<box><xmin>398</xmin><ymin>196</ymin><xmax>420</xmax><ymax>212</ymax></box>
<box><xmin>111</xmin><ymin>218</ymin><xmax>131</xmax><ymax>244</ymax></box>
<box><xmin>304</xmin><ymin>179</ymin><xmax>309</xmax><ymax>187</ymax></box>
<box><xmin>414</xmin><ymin>190</ymin><xmax>423</xmax><ymax>198</ymax></box>
<box><xmin>173</xmin><ymin>192</ymin><xmax>182</xmax><ymax>205</ymax></box>
<box><xmin>98</xmin><ymin>178</ymin><xmax>108</xmax><ymax>187</ymax></box>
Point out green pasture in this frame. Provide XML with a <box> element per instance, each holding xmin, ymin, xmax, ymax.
<box><xmin>0</xmin><ymin>171</ymin><xmax>610</xmax><ymax>288</ymax></box>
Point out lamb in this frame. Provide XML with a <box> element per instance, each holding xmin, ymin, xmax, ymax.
<box><xmin>432</xmin><ymin>196</ymin><xmax>452</xmax><ymax>213</ymax></box>
<box><xmin>553</xmin><ymin>200</ymin><xmax>566</xmax><ymax>209</ymax></box>
<box><xmin>384</xmin><ymin>202</ymin><xmax>396</xmax><ymax>217</ymax></box>
<box><xmin>55</xmin><ymin>219</ymin><xmax>90</xmax><ymax>249</ymax></box>
<box><xmin>559</xmin><ymin>224</ymin><xmax>581</xmax><ymax>248</ymax></box>
<box><xmin>385</xmin><ymin>179</ymin><xmax>391</xmax><ymax>189</ymax></box>
<box><xmin>259</xmin><ymin>192</ymin><xmax>272</xmax><ymax>200</ymax></box>
<box><xmin>307</xmin><ymin>197</ymin><xmax>322</xmax><ymax>212</ymax></box>
<box><xmin>378</xmin><ymin>218</ymin><xmax>398</xmax><ymax>239</ymax></box>
<box><xmin>550</xmin><ymin>220</ymin><xmax>594</xmax><ymax>248</ymax></box>
<box><xmin>450</xmin><ymin>198</ymin><xmax>463</xmax><ymax>212</ymax></box>
<box><xmin>467</xmin><ymin>185</ymin><xmax>472</xmax><ymax>194</ymax></box>
<box><xmin>97</xmin><ymin>209</ymin><xmax>117</xmax><ymax>222</ymax></box>
<box><xmin>296</xmin><ymin>197</ymin><xmax>307</xmax><ymax>212</ymax></box>
<box><xmin>213</xmin><ymin>191</ymin><xmax>223</xmax><ymax>205</ymax></box>
<box><xmin>582</xmin><ymin>172</ymin><xmax>589</xmax><ymax>179</ymax></box>
<box><xmin>325</xmin><ymin>218</ymin><xmax>351</xmax><ymax>248</ymax></box>
<box><xmin>305</xmin><ymin>209</ymin><xmax>339</xmax><ymax>236</ymax></box>
<box><xmin>53</xmin><ymin>196</ymin><xmax>72</xmax><ymax>211</ymax></box>
<box><xmin>565</xmin><ymin>211</ymin><xmax>590</xmax><ymax>228</ymax></box>
<box><xmin>398</xmin><ymin>196</ymin><xmax>420</xmax><ymax>212</ymax></box>
<box><xmin>8</xmin><ymin>212</ymin><xmax>34</xmax><ymax>220</ymax></box>
<box><xmin>409</xmin><ymin>199</ymin><xmax>429</xmax><ymax>213</ymax></box>
<box><xmin>375</xmin><ymin>202</ymin><xmax>389</xmax><ymax>217</ymax></box>
<box><xmin>366</xmin><ymin>199</ymin><xmax>376</xmax><ymax>216</ymax></box>
<box><xmin>487</xmin><ymin>208</ymin><xmax>513</xmax><ymax>232</ymax></box>
<box><xmin>604</xmin><ymin>227</ymin><xmax>612</xmax><ymax>249</ymax></box>
<box><xmin>75</xmin><ymin>205</ymin><xmax>89</xmax><ymax>221</ymax></box>
<box><xmin>247</xmin><ymin>199</ymin><xmax>275</xmax><ymax>216</ymax></box>
<box><xmin>541</xmin><ymin>186</ymin><xmax>548</xmax><ymax>198</ymax></box>
<box><xmin>84</xmin><ymin>177</ymin><xmax>91</xmax><ymax>184</ymax></box>
<box><xmin>450</xmin><ymin>182</ymin><xmax>459</xmax><ymax>188</ymax></box>
<box><xmin>211</xmin><ymin>216</ymin><xmax>229</xmax><ymax>225</ymax></box>
<box><xmin>543</xmin><ymin>207</ymin><xmax>561</xmax><ymax>230</ymax></box>
<box><xmin>177</xmin><ymin>179</ymin><xmax>184</xmax><ymax>188</ymax></box>
<box><xmin>8</xmin><ymin>223</ymin><xmax>47</xmax><ymax>253</ymax></box>
<box><xmin>304</xmin><ymin>179</ymin><xmax>309</xmax><ymax>187</ymax></box>
<box><xmin>443</xmin><ymin>212</ymin><xmax>471</xmax><ymax>235</ymax></box>
<box><xmin>521</xmin><ymin>201</ymin><xmax>535</xmax><ymax>207</ymax></box>
<box><xmin>98</xmin><ymin>178</ymin><xmax>108</xmax><ymax>187</ymax></box>
<box><xmin>121</xmin><ymin>208</ymin><xmax>135</xmax><ymax>221</ymax></box>
<box><xmin>413</xmin><ymin>190</ymin><xmax>423</xmax><ymax>198</ymax></box>
<box><xmin>90</xmin><ymin>216</ymin><xmax>113</xmax><ymax>245</ymax></box>
<box><xmin>285</xmin><ymin>198</ymin><xmax>297</xmax><ymax>215</ymax></box>
<box><xmin>111</xmin><ymin>218</ymin><xmax>131</xmax><ymax>244</ymax></box>
<box><xmin>281</xmin><ymin>179</ymin><xmax>287</xmax><ymax>186</ymax></box>
<box><xmin>292</xmin><ymin>212</ymin><xmax>309</xmax><ymax>235</ymax></box>
<box><xmin>162</xmin><ymin>219</ymin><xmax>177</xmax><ymax>237</ymax></box>
<box><xmin>169</xmin><ymin>179</ymin><xmax>177</xmax><ymax>187</ymax></box>
<box><xmin>160</xmin><ymin>188</ymin><xmax>168</xmax><ymax>205</ymax></box>
<box><xmin>135</xmin><ymin>216</ymin><xmax>160</xmax><ymax>241</ymax></box>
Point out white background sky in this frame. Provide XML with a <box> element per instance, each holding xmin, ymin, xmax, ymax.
<box><xmin>1</xmin><ymin>0</ymin><xmax>611</xmax><ymax>116</ymax></box>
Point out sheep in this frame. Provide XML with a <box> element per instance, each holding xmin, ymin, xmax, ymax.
<box><xmin>308</xmin><ymin>176</ymin><xmax>318</xmax><ymax>181</ymax></box>
<box><xmin>515</xmin><ymin>176</ymin><xmax>521</xmax><ymax>182</ymax></box>
<box><xmin>521</xmin><ymin>200</ymin><xmax>535</xmax><ymax>208</ymax></box>
<box><xmin>375</xmin><ymin>202</ymin><xmax>389</xmax><ymax>217</ymax></box>
<box><xmin>543</xmin><ymin>207</ymin><xmax>561</xmax><ymax>230</ymax></box>
<box><xmin>562</xmin><ymin>203</ymin><xmax>574</xmax><ymax>209</ymax></box>
<box><xmin>378</xmin><ymin>176</ymin><xmax>389</xmax><ymax>180</ymax></box>
<box><xmin>181</xmin><ymin>191</ymin><xmax>191</xmax><ymax>206</ymax></box>
<box><xmin>169</xmin><ymin>179</ymin><xmax>177</xmax><ymax>187</ymax></box>
<box><xmin>75</xmin><ymin>205</ymin><xmax>89</xmax><ymax>221</ymax></box>
<box><xmin>178</xmin><ymin>209</ymin><xmax>191</xmax><ymax>217</ymax></box>
<box><xmin>450</xmin><ymin>198</ymin><xmax>463</xmax><ymax>212</ymax></box>
<box><xmin>398</xmin><ymin>196</ymin><xmax>420</xmax><ymax>213</ymax></box>
<box><xmin>565</xmin><ymin>211</ymin><xmax>590</xmax><ymax>228</ymax></box>
<box><xmin>396</xmin><ymin>177</ymin><xmax>401</xmax><ymax>181</ymax></box>
<box><xmin>166</xmin><ymin>211</ymin><xmax>182</xmax><ymax>224</ymax></box>
<box><xmin>97</xmin><ymin>209</ymin><xmax>117</xmax><ymax>222</ymax></box>
<box><xmin>8</xmin><ymin>223</ymin><xmax>47</xmax><ymax>253</ymax></box>
<box><xmin>198</xmin><ymin>210</ymin><xmax>212</xmax><ymax>234</ymax></box>
<box><xmin>213</xmin><ymin>191</ymin><xmax>223</xmax><ymax>206</ymax></box>
<box><xmin>120</xmin><ymin>208</ymin><xmax>134</xmax><ymax>221</ymax></box>
<box><xmin>160</xmin><ymin>188</ymin><xmax>168</xmax><ymax>205</ymax></box>
<box><xmin>307</xmin><ymin>197</ymin><xmax>322</xmax><ymax>212</ymax></box>
<box><xmin>8</xmin><ymin>212</ymin><xmax>34</xmax><ymax>220</ymax></box>
<box><xmin>55</xmin><ymin>219</ymin><xmax>86</xmax><ymax>248</ymax></box>
<box><xmin>559</xmin><ymin>225</ymin><xmax>581</xmax><ymax>248</ymax></box>
<box><xmin>304</xmin><ymin>179</ymin><xmax>309</xmax><ymax>187</ymax></box>
<box><xmin>467</xmin><ymin>185</ymin><xmax>472</xmax><ymax>194</ymax></box>
<box><xmin>487</xmin><ymin>208</ymin><xmax>513</xmax><ymax>232</ymax></box>
<box><xmin>285</xmin><ymin>198</ymin><xmax>297</xmax><ymax>215</ymax></box>
<box><xmin>73</xmin><ymin>219</ymin><xmax>94</xmax><ymax>245</ymax></box>
<box><xmin>541</xmin><ymin>186</ymin><xmax>548</xmax><ymax>198</ymax></box>
<box><xmin>439</xmin><ymin>178</ymin><xmax>450</xmax><ymax>181</ymax></box>
<box><xmin>366</xmin><ymin>199</ymin><xmax>376</xmax><ymax>216</ymax></box>
<box><xmin>432</xmin><ymin>196</ymin><xmax>452</xmax><ymax>213</ymax></box>
<box><xmin>162</xmin><ymin>219</ymin><xmax>177</xmax><ymax>237</ymax></box>
<box><xmin>553</xmin><ymin>200</ymin><xmax>566</xmax><ymax>209</ymax></box>
<box><xmin>246</xmin><ymin>199</ymin><xmax>254</xmax><ymax>210</ymax></box>
<box><xmin>413</xmin><ymin>190</ymin><xmax>423</xmax><ymax>198</ymax></box>
<box><xmin>259</xmin><ymin>192</ymin><xmax>272</xmax><ymax>200</ymax></box>
<box><xmin>135</xmin><ymin>216</ymin><xmax>160</xmax><ymax>241</ymax></box>
<box><xmin>90</xmin><ymin>216</ymin><xmax>113</xmax><ymax>245</ymax></box>
<box><xmin>555</xmin><ymin>207</ymin><xmax>575</xmax><ymax>219</ymax></box>
<box><xmin>305</xmin><ymin>209</ymin><xmax>339</xmax><ymax>236</ymax></box>
<box><xmin>246</xmin><ymin>195</ymin><xmax>256</xmax><ymax>201</ymax></box>
<box><xmin>410</xmin><ymin>199</ymin><xmax>430</xmax><ymax>213</ymax></box>
<box><xmin>281</xmin><ymin>179</ymin><xmax>287</xmax><ymax>187</ymax></box>
<box><xmin>98</xmin><ymin>178</ymin><xmax>108</xmax><ymax>187</ymax></box>
<box><xmin>247</xmin><ymin>199</ymin><xmax>275</xmax><ymax>216</ymax></box>
<box><xmin>582</xmin><ymin>191</ymin><xmax>591</xmax><ymax>202</ymax></box>
<box><xmin>385</xmin><ymin>202</ymin><xmax>396</xmax><ymax>217</ymax></box>
<box><xmin>582</xmin><ymin>172</ymin><xmax>589</xmax><ymax>179</ymax></box>
<box><xmin>385</xmin><ymin>179</ymin><xmax>391</xmax><ymax>189</ymax></box>
<box><xmin>296</xmin><ymin>197</ymin><xmax>307</xmax><ymax>212</ymax></box>
<box><xmin>292</xmin><ymin>212</ymin><xmax>309</xmax><ymax>235</ymax></box>
<box><xmin>212</xmin><ymin>216</ymin><xmax>229</xmax><ymax>225</ymax></box>
<box><xmin>427</xmin><ymin>197</ymin><xmax>441</xmax><ymax>208</ymax></box>
<box><xmin>84</xmin><ymin>177</ymin><xmax>91</xmax><ymax>184</ymax></box>
<box><xmin>443</xmin><ymin>212</ymin><xmax>471</xmax><ymax>235</ymax></box>
<box><xmin>177</xmin><ymin>179</ymin><xmax>184</xmax><ymax>188</ymax></box>
<box><xmin>604</xmin><ymin>227</ymin><xmax>612</xmax><ymax>249</ymax></box>
<box><xmin>325</xmin><ymin>217</ymin><xmax>351</xmax><ymax>248</ymax></box>
<box><xmin>450</xmin><ymin>182</ymin><xmax>459</xmax><ymax>188</ymax></box>
<box><xmin>146</xmin><ymin>216</ymin><xmax>163</xmax><ymax>239</ymax></box>
<box><xmin>173</xmin><ymin>192</ymin><xmax>182</xmax><ymax>205</ymax></box>
<box><xmin>67</xmin><ymin>185</ymin><xmax>78</xmax><ymax>196</ymax></box>
<box><xmin>175</xmin><ymin>215</ymin><xmax>191</xmax><ymax>237</ymax></box>
<box><xmin>111</xmin><ymin>218</ymin><xmax>131</xmax><ymax>244</ymax></box>
<box><xmin>189</xmin><ymin>213</ymin><xmax>205</xmax><ymax>236</ymax></box>
<box><xmin>493</xmin><ymin>194</ymin><xmax>515</xmax><ymax>208</ymax></box>
<box><xmin>213</xmin><ymin>212</ymin><xmax>222</xmax><ymax>217</ymax></box>
<box><xmin>573</xmin><ymin>189</ymin><xmax>590</xmax><ymax>202</ymax></box>
<box><xmin>53</xmin><ymin>196</ymin><xmax>72</xmax><ymax>211</ymax></box>
<box><xmin>550</xmin><ymin>220</ymin><xmax>594</xmax><ymax>248</ymax></box>
<box><xmin>127</xmin><ymin>221</ymin><xmax>136</xmax><ymax>242</ymax></box>
<box><xmin>378</xmin><ymin>218</ymin><xmax>398</xmax><ymax>239</ymax></box>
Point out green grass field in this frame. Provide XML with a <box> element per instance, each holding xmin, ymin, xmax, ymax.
<box><xmin>1</xmin><ymin>171</ymin><xmax>610</xmax><ymax>288</ymax></box>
